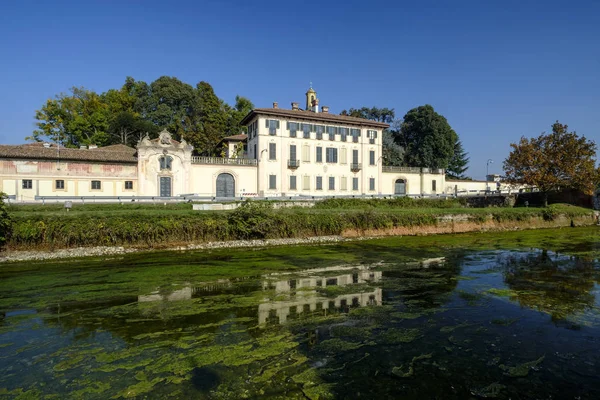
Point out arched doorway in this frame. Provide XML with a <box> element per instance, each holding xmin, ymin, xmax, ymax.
<box><xmin>394</xmin><ymin>179</ymin><xmax>406</xmax><ymax>195</ymax></box>
<box><xmin>216</xmin><ymin>173</ymin><xmax>235</xmax><ymax>197</ymax></box>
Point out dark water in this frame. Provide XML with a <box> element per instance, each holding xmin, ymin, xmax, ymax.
<box><xmin>1</xmin><ymin>227</ymin><xmax>600</xmax><ymax>399</ymax></box>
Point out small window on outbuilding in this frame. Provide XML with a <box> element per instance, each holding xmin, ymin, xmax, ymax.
<box><xmin>125</xmin><ymin>181</ymin><xmax>133</xmax><ymax>190</ymax></box>
<box><xmin>91</xmin><ymin>180</ymin><xmax>101</xmax><ymax>190</ymax></box>
<box><xmin>55</xmin><ymin>180</ymin><xmax>65</xmax><ymax>190</ymax></box>
<box><xmin>22</xmin><ymin>180</ymin><xmax>32</xmax><ymax>189</ymax></box>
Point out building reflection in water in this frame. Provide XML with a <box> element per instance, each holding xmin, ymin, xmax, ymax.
<box><xmin>135</xmin><ymin>265</ymin><xmax>384</xmax><ymax>326</ymax></box>
<box><xmin>259</xmin><ymin>265</ymin><xmax>383</xmax><ymax>325</ymax></box>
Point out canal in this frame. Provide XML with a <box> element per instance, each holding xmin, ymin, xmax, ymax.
<box><xmin>1</xmin><ymin>227</ymin><xmax>600</xmax><ymax>399</ymax></box>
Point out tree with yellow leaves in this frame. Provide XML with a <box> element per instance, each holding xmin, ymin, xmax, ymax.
<box><xmin>503</xmin><ymin>121</ymin><xmax>599</xmax><ymax>207</ymax></box>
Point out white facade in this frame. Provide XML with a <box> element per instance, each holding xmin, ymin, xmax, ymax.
<box><xmin>0</xmin><ymin>88</ymin><xmax>498</xmax><ymax>201</ymax></box>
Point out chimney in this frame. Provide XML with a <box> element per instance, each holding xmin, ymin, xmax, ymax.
<box><xmin>43</xmin><ymin>142</ymin><xmax>51</xmax><ymax>148</ymax></box>
<box><xmin>273</xmin><ymin>102</ymin><xmax>278</xmax><ymax>109</ymax></box>
<box><xmin>88</xmin><ymin>144</ymin><xmax>98</xmax><ymax>149</ymax></box>
<box><xmin>322</xmin><ymin>106</ymin><xmax>329</xmax><ymax>114</ymax></box>
<box><xmin>80</xmin><ymin>145</ymin><xmax>87</xmax><ymax>149</ymax></box>
<box><xmin>291</xmin><ymin>102</ymin><xmax>299</xmax><ymax>111</ymax></box>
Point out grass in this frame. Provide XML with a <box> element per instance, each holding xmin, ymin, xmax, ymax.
<box><xmin>3</xmin><ymin>200</ymin><xmax>595</xmax><ymax>251</ymax></box>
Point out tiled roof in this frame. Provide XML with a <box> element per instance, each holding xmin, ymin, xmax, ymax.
<box><xmin>240</xmin><ymin>108</ymin><xmax>390</xmax><ymax>128</ymax></box>
<box><xmin>0</xmin><ymin>143</ymin><xmax>138</xmax><ymax>163</ymax></box>
<box><xmin>222</xmin><ymin>134</ymin><xmax>247</xmax><ymax>141</ymax></box>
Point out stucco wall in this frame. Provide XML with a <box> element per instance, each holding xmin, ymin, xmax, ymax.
<box><xmin>189</xmin><ymin>164</ymin><xmax>258</xmax><ymax>196</ymax></box>
<box><xmin>381</xmin><ymin>172</ymin><xmax>446</xmax><ymax>195</ymax></box>
<box><xmin>251</xmin><ymin>115</ymin><xmax>384</xmax><ymax>196</ymax></box>
<box><xmin>0</xmin><ymin>159</ymin><xmax>137</xmax><ymax>201</ymax></box>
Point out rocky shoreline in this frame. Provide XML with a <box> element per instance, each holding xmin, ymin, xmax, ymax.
<box><xmin>0</xmin><ymin>235</ymin><xmax>349</xmax><ymax>263</ymax></box>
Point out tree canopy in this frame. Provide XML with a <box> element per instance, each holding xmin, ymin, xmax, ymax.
<box><xmin>30</xmin><ymin>76</ymin><xmax>253</xmax><ymax>155</ymax></box>
<box><xmin>395</xmin><ymin>105</ymin><xmax>459</xmax><ymax>170</ymax></box>
<box><xmin>340</xmin><ymin>107</ymin><xmax>395</xmax><ymax>123</ymax></box>
<box><xmin>503</xmin><ymin>121</ymin><xmax>600</xmax><ymax>205</ymax></box>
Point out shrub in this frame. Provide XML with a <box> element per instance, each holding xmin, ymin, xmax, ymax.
<box><xmin>0</xmin><ymin>193</ymin><xmax>11</xmax><ymax>249</ymax></box>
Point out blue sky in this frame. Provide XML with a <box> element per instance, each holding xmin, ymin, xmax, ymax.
<box><xmin>1</xmin><ymin>0</ymin><xmax>598</xmax><ymax>178</ymax></box>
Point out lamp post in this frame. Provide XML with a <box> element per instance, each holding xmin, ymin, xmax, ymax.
<box><xmin>486</xmin><ymin>159</ymin><xmax>493</xmax><ymax>191</ymax></box>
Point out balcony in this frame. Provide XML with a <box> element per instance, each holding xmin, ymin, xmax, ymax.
<box><xmin>191</xmin><ymin>156</ymin><xmax>257</xmax><ymax>166</ymax></box>
<box><xmin>288</xmin><ymin>159</ymin><xmax>300</xmax><ymax>169</ymax></box>
<box><xmin>382</xmin><ymin>166</ymin><xmax>421</xmax><ymax>173</ymax></box>
<box><xmin>350</xmin><ymin>163</ymin><xmax>362</xmax><ymax>172</ymax></box>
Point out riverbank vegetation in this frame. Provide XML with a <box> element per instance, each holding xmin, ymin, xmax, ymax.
<box><xmin>3</xmin><ymin>199</ymin><xmax>594</xmax><ymax>251</ymax></box>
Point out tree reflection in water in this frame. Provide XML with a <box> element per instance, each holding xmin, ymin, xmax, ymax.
<box><xmin>499</xmin><ymin>249</ymin><xmax>600</xmax><ymax>323</ymax></box>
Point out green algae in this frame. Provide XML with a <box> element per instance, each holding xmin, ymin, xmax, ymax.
<box><xmin>315</xmin><ymin>338</ymin><xmax>363</xmax><ymax>353</ymax></box>
<box><xmin>391</xmin><ymin>353</ymin><xmax>433</xmax><ymax>378</ymax></box>
<box><xmin>470</xmin><ymin>382</ymin><xmax>507</xmax><ymax>398</ymax></box>
<box><xmin>440</xmin><ymin>322</ymin><xmax>473</xmax><ymax>333</ymax></box>
<box><xmin>381</xmin><ymin>328</ymin><xmax>422</xmax><ymax>344</ymax></box>
<box><xmin>499</xmin><ymin>355</ymin><xmax>545</xmax><ymax>377</ymax></box>
<box><xmin>487</xmin><ymin>288</ymin><xmax>514</xmax><ymax>297</ymax></box>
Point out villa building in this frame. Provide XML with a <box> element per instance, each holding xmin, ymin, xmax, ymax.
<box><xmin>0</xmin><ymin>86</ymin><xmax>494</xmax><ymax>202</ymax></box>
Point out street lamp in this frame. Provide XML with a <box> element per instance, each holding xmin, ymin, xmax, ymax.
<box><xmin>486</xmin><ymin>159</ymin><xmax>493</xmax><ymax>191</ymax></box>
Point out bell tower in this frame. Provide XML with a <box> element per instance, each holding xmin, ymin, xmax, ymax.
<box><xmin>305</xmin><ymin>84</ymin><xmax>316</xmax><ymax>111</ymax></box>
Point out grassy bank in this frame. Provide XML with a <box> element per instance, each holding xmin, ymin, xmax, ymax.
<box><xmin>4</xmin><ymin>200</ymin><xmax>595</xmax><ymax>251</ymax></box>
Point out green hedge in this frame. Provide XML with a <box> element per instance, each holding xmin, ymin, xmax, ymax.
<box><xmin>5</xmin><ymin>201</ymin><xmax>594</xmax><ymax>250</ymax></box>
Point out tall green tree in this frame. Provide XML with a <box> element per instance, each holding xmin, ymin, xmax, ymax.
<box><xmin>396</xmin><ymin>104</ymin><xmax>458</xmax><ymax>169</ymax></box>
<box><xmin>29</xmin><ymin>87</ymin><xmax>111</xmax><ymax>147</ymax></box>
<box><xmin>382</xmin><ymin>130</ymin><xmax>404</xmax><ymax>166</ymax></box>
<box><xmin>503</xmin><ymin>121</ymin><xmax>600</xmax><ymax>206</ymax></box>
<box><xmin>191</xmin><ymin>81</ymin><xmax>229</xmax><ymax>155</ymax></box>
<box><xmin>446</xmin><ymin>139</ymin><xmax>470</xmax><ymax>179</ymax></box>
<box><xmin>226</xmin><ymin>95</ymin><xmax>254</xmax><ymax>136</ymax></box>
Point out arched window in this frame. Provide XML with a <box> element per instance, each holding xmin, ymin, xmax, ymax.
<box><xmin>394</xmin><ymin>179</ymin><xmax>406</xmax><ymax>195</ymax></box>
<box><xmin>159</xmin><ymin>156</ymin><xmax>173</xmax><ymax>170</ymax></box>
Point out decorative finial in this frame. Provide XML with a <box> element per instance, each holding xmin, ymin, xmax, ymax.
<box><xmin>309</xmin><ymin>81</ymin><xmax>312</xmax><ymax>89</ymax></box>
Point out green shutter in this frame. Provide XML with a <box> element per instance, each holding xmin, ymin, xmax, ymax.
<box><xmin>265</xmin><ymin>119</ymin><xmax>269</xmax><ymax>128</ymax></box>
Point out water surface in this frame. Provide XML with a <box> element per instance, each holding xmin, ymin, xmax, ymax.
<box><xmin>1</xmin><ymin>227</ymin><xmax>600</xmax><ymax>399</ymax></box>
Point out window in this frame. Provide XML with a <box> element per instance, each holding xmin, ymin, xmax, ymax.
<box><xmin>159</xmin><ymin>155</ymin><xmax>173</xmax><ymax>170</ymax></box>
<box><xmin>340</xmin><ymin>177</ymin><xmax>347</xmax><ymax>191</ymax></box>
<box><xmin>340</xmin><ymin>148</ymin><xmax>347</xmax><ymax>164</ymax></box>
<box><xmin>351</xmin><ymin>128</ymin><xmax>361</xmax><ymax>143</ymax></box>
<box><xmin>316</xmin><ymin>176</ymin><xmax>323</xmax><ymax>190</ymax></box>
<box><xmin>369</xmin><ymin>178</ymin><xmax>375</xmax><ymax>191</ymax></box>
<box><xmin>326</xmin><ymin>147</ymin><xmax>338</xmax><ymax>163</ymax></box>
<box><xmin>22</xmin><ymin>179</ymin><xmax>32</xmax><ymax>189</ymax></box>
<box><xmin>432</xmin><ymin>180</ymin><xmax>437</xmax><ymax>193</ymax></box>
<box><xmin>91</xmin><ymin>180</ymin><xmax>101</xmax><ymax>190</ymax></box>
<box><xmin>367</xmin><ymin>130</ymin><xmax>378</xmax><ymax>144</ymax></box>
<box><xmin>290</xmin><ymin>175</ymin><xmax>297</xmax><ymax>190</ymax></box>
<box><xmin>302</xmin><ymin>123</ymin><xmax>311</xmax><ymax>139</ymax></box>
<box><xmin>55</xmin><ymin>180</ymin><xmax>65</xmax><ymax>190</ymax></box>
<box><xmin>352</xmin><ymin>177</ymin><xmax>359</xmax><ymax>191</ymax></box>
<box><xmin>328</xmin><ymin>176</ymin><xmax>335</xmax><ymax>190</ymax></box>
<box><xmin>316</xmin><ymin>125</ymin><xmax>324</xmax><ymax>140</ymax></box>
<box><xmin>290</xmin><ymin>144</ymin><xmax>297</xmax><ymax>161</ymax></box>
<box><xmin>340</xmin><ymin>128</ymin><xmax>348</xmax><ymax>142</ymax></box>
<box><xmin>125</xmin><ymin>181</ymin><xmax>133</xmax><ymax>190</ymax></box>
<box><xmin>269</xmin><ymin>175</ymin><xmax>277</xmax><ymax>189</ymax></box>
<box><xmin>303</xmin><ymin>175</ymin><xmax>310</xmax><ymax>190</ymax></box>
<box><xmin>253</xmin><ymin>144</ymin><xmax>257</xmax><ymax>159</ymax></box>
<box><xmin>352</xmin><ymin>149</ymin><xmax>359</xmax><ymax>164</ymax></box>
<box><xmin>266</xmin><ymin>119</ymin><xmax>279</xmax><ymax>135</ymax></box>
<box><xmin>302</xmin><ymin>145</ymin><xmax>310</xmax><ymax>162</ymax></box>
<box><xmin>327</xmin><ymin>126</ymin><xmax>337</xmax><ymax>141</ymax></box>
<box><xmin>316</xmin><ymin>146</ymin><xmax>323</xmax><ymax>163</ymax></box>
<box><xmin>269</xmin><ymin>143</ymin><xmax>276</xmax><ymax>160</ymax></box>
<box><xmin>369</xmin><ymin>151</ymin><xmax>375</xmax><ymax>166</ymax></box>
<box><xmin>288</xmin><ymin>122</ymin><xmax>298</xmax><ymax>138</ymax></box>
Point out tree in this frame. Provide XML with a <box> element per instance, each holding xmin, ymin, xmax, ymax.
<box><xmin>382</xmin><ymin>130</ymin><xmax>404</xmax><ymax>166</ymax></box>
<box><xmin>446</xmin><ymin>139</ymin><xmax>470</xmax><ymax>179</ymax></box>
<box><xmin>340</xmin><ymin>107</ymin><xmax>395</xmax><ymax>123</ymax></box>
<box><xmin>108</xmin><ymin>111</ymin><xmax>159</xmax><ymax>147</ymax></box>
<box><xmin>29</xmin><ymin>87</ymin><xmax>110</xmax><ymax>147</ymax></box>
<box><xmin>396</xmin><ymin>105</ymin><xmax>458</xmax><ymax>169</ymax></box>
<box><xmin>190</xmin><ymin>81</ymin><xmax>229</xmax><ymax>155</ymax></box>
<box><xmin>226</xmin><ymin>95</ymin><xmax>254</xmax><ymax>136</ymax></box>
<box><xmin>503</xmin><ymin>121</ymin><xmax>600</xmax><ymax>206</ymax></box>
